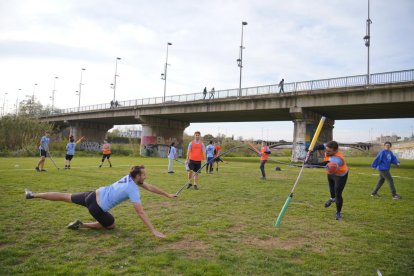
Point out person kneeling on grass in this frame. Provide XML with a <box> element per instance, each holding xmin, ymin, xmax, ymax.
<box><xmin>25</xmin><ymin>165</ymin><xmax>177</xmax><ymax>238</ymax></box>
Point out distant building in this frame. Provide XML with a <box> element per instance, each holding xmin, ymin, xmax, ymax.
<box><xmin>403</xmin><ymin>134</ymin><xmax>414</xmax><ymax>142</ymax></box>
<box><xmin>376</xmin><ymin>134</ymin><xmax>400</xmax><ymax>143</ymax></box>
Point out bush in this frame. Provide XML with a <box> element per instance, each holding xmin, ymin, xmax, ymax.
<box><xmin>0</xmin><ymin>116</ymin><xmax>52</xmax><ymax>155</ymax></box>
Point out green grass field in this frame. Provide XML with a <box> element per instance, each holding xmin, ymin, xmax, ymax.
<box><xmin>0</xmin><ymin>156</ymin><xmax>413</xmax><ymax>275</ymax></box>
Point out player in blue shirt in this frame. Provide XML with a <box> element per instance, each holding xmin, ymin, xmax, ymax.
<box><xmin>371</xmin><ymin>141</ymin><xmax>401</xmax><ymax>199</ymax></box>
<box><xmin>25</xmin><ymin>165</ymin><xmax>177</xmax><ymax>238</ymax></box>
<box><xmin>65</xmin><ymin>135</ymin><xmax>85</xmax><ymax>169</ymax></box>
<box><xmin>167</xmin><ymin>142</ymin><xmax>178</xmax><ymax>173</ymax></box>
<box><xmin>205</xmin><ymin>141</ymin><xmax>216</xmax><ymax>174</ymax></box>
<box><xmin>35</xmin><ymin>131</ymin><xmax>50</xmax><ymax>172</ymax></box>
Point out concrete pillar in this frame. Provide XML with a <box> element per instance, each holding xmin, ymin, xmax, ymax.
<box><xmin>289</xmin><ymin>107</ymin><xmax>334</xmax><ymax>162</ymax></box>
<box><xmin>139</xmin><ymin>116</ymin><xmax>189</xmax><ymax>157</ymax></box>
<box><xmin>68</xmin><ymin>121</ymin><xmax>114</xmax><ymax>152</ymax></box>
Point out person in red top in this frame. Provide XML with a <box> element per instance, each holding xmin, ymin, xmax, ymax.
<box><xmin>260</xmin><ymin>141</ymin><xmax>271</xmax><ymax>180</ymax></box>
<box><xmin>186</xmin><ymin>131</ymin><xmax>206</xmax><ymax>190</ymax></box>
<box><xmin>314</xmin><ymin>141</ymin><xmax>349</xmax><ymax>220</ymax></box>
<box><xmin>99</xmin><ymin>140</ymin><xmax>112</xmax><ymax>168</ymax></box>
<box><xmin>214</xmin><ymin>141</ymin><xmax>223</xmax><ymax>172</ymax></box>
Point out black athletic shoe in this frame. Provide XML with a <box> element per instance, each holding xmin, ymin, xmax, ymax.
<box><xmin>335</xmin><ymin>212</ymin><xmax>342</xmax><ymax>220</ymax></box>
<box><xmin>186</xmin><ymin>183</ymin><xmax>193</xmax><ymax>189</ymax></box>
<box><xmin>25</xmin><ymin>188</ymin><xmax>34</xmax><ymax>199</ymax></box>
<box><xmin>41</xmin><ymin>169</ymin><xmax>47</xmax><ymax>172</ymax></box>
<box><xmin>35</xmin><ymin>167</ymin><xmax>40</xmax><ymax>172</ymax></box>
<box><xmin>392</xmin><ymin>194</ymin><xmax>402</xmax><ymax>200</ymax></box>
<box><xmin>194</xmin><ymin>185</ymin><xmax>199</xmax><ymax>190</ymax></box>
<box><xmin>371</xmin><ymin>193</ymin><xmax>380</xmax><ymax>198</ymax></box>
<box><xmin>67</xmin><ymin>219</ymin><xmax>83</xmax><ymax>230</ymax></box>
<box><xmin>324</xmin><ymin>198</ymin><xmax>335</xmax><ymax>208</ymax></box>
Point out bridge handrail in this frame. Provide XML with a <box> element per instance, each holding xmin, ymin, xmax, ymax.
<box><xmin>46</xmin><ymin>69</ymin><xmax>414</xmax><ymax>116</ymax></box>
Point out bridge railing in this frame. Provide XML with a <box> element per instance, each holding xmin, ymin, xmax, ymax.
<box><xmin>48</xmin><ymin>69</ymin><xmax>413</xmax><ymax>116</ymax></box>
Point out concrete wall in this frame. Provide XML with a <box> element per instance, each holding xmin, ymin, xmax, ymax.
<box><xmin>393</xmin><ymin>141</ymin><xmax>414</xmax><ymax>160</ymax></box>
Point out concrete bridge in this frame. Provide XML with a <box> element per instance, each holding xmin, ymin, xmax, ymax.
<box><xmin>41</xmin><ymin>69</ymin><xmax>414</xmax><ymax>160</ymax></box>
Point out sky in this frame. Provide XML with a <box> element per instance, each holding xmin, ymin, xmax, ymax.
<box><xmin>1</xmin><ymin>0</ymin><xmax>413</xmax><ymax>142</ymax></box>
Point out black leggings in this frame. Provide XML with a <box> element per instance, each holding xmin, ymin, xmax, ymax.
<box><xmin>327</xmin><ymin>172</ymin><xmax>348</xmax><ymax>213</ymax></box>
<box><xmin>260</xmin><ymin>160</ymin><xmax>267</xmax><ymax>178</ymax></box>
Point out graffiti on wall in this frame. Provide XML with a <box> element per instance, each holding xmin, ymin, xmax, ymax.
<box><xmin>292</xmin><ymin>141</ymin><xmax>307</xmax><ymax>161</ymax></box>
<box><xmin>394</xmin><ymin>149</ymin><xmax>414</xmax><ymax>160</ymax></box>
<box><xmin>80</xmin><ymin>141</ymin><xmax>101</xmax><ymax>152</ymax></box>
<box><xmin>141</xmin><ymin>134</ymin><xmax>183</xmax><ymax>157</ymax></box>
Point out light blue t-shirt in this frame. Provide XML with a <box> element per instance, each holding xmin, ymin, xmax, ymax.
<box><xmin>39</xmin><ymin>136</ymin><xmax>50</xmax><ymax>151</ymax></box>
<box><xmin>168</xmin><ymin>146</ymin><xmax>177</xmax><ymax>159</ymax></box>
<box><xmin>206</xmin><ymin>144</ymin><xmax>215</xmax><ymax>158</ymax></box>
<box><xmin>66</xmin><ymin>142</ymin><xmax>76</xmax><ymax>155</ymax></box>
<box><xmin>98</xmin><ymin>175</ymin><xmax>141</xmax><ymax>212</ymax></box>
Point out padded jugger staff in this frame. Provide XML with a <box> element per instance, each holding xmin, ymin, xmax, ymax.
<box><xmin>275</xmin><ymin>116</ymin><xmax>326</xmax><ymax>228</ymax></box>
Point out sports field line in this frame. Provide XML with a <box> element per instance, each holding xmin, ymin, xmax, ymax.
<box><xmin>353</xmin><ymin>171</ymin><xmax>414</xmax><ymax>180</ymax></box>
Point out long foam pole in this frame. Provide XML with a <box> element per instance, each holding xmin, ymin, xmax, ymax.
<box><xmin>307</xmin><ymin>116</ymin><xmax>326</xmax><ymax>158</ymax></box>
<box><xmin>275</xmin><ymin>116</ymin><xmax>326</xmax><ymax>228</ymax></box>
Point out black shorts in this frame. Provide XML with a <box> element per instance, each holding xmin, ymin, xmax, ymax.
<box><xmin>188</xmin><ymin>160</ymin><xmax>202</xmax><ymax>172</ymax></box>
<box><xmin>39</xmin><ymin>149</ymin><xmax>47</xmax><ymax>157</ymax></box>
<box><xmin>102</xmin><ymin>154</ymin><xmax>111</xmax><ymax>160</ymax></box>
<box><xmin>71</xmin><ymin>191</ymin><xmax>115</xmax><ymax>228</ymax></box>
<box><xmin>65</xmin><ymin>154</ymin><xmax>74</xmax><ymax>161</ymax></box>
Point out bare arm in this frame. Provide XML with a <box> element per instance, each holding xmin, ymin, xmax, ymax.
<box><xmin>133</xmin><ymin>203</ymin><xmax>165</xmax><ymax>238</ymax></box>
<box><xmin>186</xmin><ymin>145</ymin><xmax>190</xmax><ymax>161</ymax></box>
<box><xmin>140</xmin><ymin>183</ymin><xmax>177</xmax><ymax>198</ymax></box>
<box><xmin>76</xmin><ymin>136</ymin><xmax>85</xmax><ymax>144</ymax></box>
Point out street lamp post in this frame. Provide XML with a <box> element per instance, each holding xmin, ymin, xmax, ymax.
<box><xmin>16</xmin><ymin>88</ymin><xmax>21</xmax><ymax>115</ymax></box>
<box><xmin>78</xmin><ymin>69</ymin><xmax>86</xmax><ymax>111</ymax></box>
<box><xmin>2</xmin><ymin>92</ymin><xmax>8</xmax><ymax>116</ymax></box>
<box><xmin>51</xmin><ymin>76</ymin><xmax>58</xmax><ymax>113</ymax></box>
<box><xmin>363</xmin><ymin>0</ymin><xmax>372</xmax><ymax>85</ymax></box>
<box><xmin>113</xmin><ymin>57</ymin><xmax>121</xmax><ymax>103</ymax></box>
<box><xmin>237</xmin><ymin>21</ymin><xmax>248</xmax><ymax>97</ymax></box>
<box><xmin>32</xmin><ymin>83</ymin><xmax>38</xmax><ymax>103</ymax></box>
<box><xmin>161</xmin><ymin>42</ymin><xmax>172</xmax><ymax>103</ymax></box>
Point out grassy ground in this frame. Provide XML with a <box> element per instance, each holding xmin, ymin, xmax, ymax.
<box><xmin>0</xmin><ymin>156</ymin><xmax>413</xmax><ymax>275</ymax></box>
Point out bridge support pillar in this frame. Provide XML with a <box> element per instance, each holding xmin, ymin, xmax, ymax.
<box><xmin>139</xmin><ymin>116</ymin><xmax>189</xmax><ymax>157</ymax></box>
<box><xmin>69</xmin><ymin>121</ymin><xmax>114</xmax><ymax>143</ymax></box>
<box><xmin>289</xmin><ymin>107</ymin><xmax>334</xmax><ymax>162</ymax></box>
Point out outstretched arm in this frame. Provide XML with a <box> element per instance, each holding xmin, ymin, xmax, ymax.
<box><xmin>133</xmin><ymin>202</ymin><xmax>165</xmax><ymax>238</ymax></box>
<box><xmin>76</xmin><ymin>136</ymin><xmax>85</xmax><ymax>144</ymax></box>
<box><xmin>140</xmin><ymin>183</ymin><xmax>177</xmax><ymax>199</ymax></box>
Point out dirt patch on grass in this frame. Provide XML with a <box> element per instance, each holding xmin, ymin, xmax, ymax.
<box><xmin>241</xmin><ymin>236</ymin><xmax>305</xmax><ymax>249</ymax></box>
<box><xmin>172</xmin><ymin>239</ymin><xmax>209</xmax><ymax>250</ymax></box>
